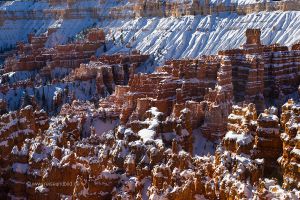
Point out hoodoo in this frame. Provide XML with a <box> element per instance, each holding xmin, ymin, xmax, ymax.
<box><xmin>0</xmin><ymin>0</ymin><xmax>300</xmax><ymax>199</ymax></box>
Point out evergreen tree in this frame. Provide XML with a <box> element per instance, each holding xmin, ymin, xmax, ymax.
<box><xmin>120</xmin><ymin>33</ymin><xmax>124</xmax><ymax>45</ymax></box>
<box><xmin>103</xmin><ymin>43</ymin><xmax>107</xmax><ymax>52</ymax></box>
<box><xmin>21</xmin><ymin>91</ymin><xmax>31</xmax><ymax>108</ymax></box>
<box><xmin>89</xmin><ymin>86</ymin><xmax>92</xmax><ymax>96</ymax></box>
<box><xmin>42</xmin><ymin>87</ymin><xmax>46</xmax><ymax>105</ymax></box>
<box><xmin>112</xmin><ymin>35</ymin><xmax>116</xmax><ymax>44</ymax></box>
<box><xmin>36</xmin><ymin>90</ymin><xmax>40</xmax><ymax>101</ymax></box>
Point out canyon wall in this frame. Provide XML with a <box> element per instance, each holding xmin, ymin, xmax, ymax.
<box><xmin>5</xmin><ymin>28</ymin><xmax>105</xmax><ymax>73</ymax></box>
<box><xmin>1</xmin><ymin>95</ymin><xmax>299</xmax><ymax>199</ymax></box>
<box><xmin>0</xmin><ymin>0</ymin><xmax>299</xmax><ymax>196</ymax></box>
<box><xmin>279</xmin><ymin>99</ymin><xmax>300</xmax><ymax>190</ymax></box>
<box><xmin>2</xmin><ymin>0</ymin><xmax>300</xmax><ymax>66</ymax></box>
<box><xmin>219</xmin><ymin>29</ymin><xmax>300</xmax><ymax>111</ymax></box>
<box><xmin>99</xmin><ymin>29</ymin><xmax>300</xmax><ymax>140</ymax></box>
<box><xmin>0</xmin><ymin>28</ymin><xmax>149</xmax><ymax>114</ymax></box>
<box><xmin>0</xmin><ymin>29</ymin><xmax>299</xmax><ymax>199</ymax></box>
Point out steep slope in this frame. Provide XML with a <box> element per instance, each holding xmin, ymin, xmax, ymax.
<box><xmin>1</xmin><ymin>1</ymin><xmax>300</xmax><ymax>67</ymax></box>
<box><xmin>104</xmin><ymin>11</ymin><xmax>300</xmax><ymax>67</ymax></box>
<box><xmin>0</xmin><ymin>1</ymin><xmax>300</xmax><ymax>199</ymax></box>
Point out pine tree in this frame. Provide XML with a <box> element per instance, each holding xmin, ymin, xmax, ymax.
<box><xmin>21</xmin><ymin>91</ymin><xmax>31</xmax><ymax>108</ymax></box>
<box><xmin>42</xmin><ymin>87</ymin><xmax>46</xmax><ymax>106</ymax></box>
<box><xmin>89</xmin><ymin>86</ymin><xmax>92</xmax><ymax>96</ymax></box>
<box><xmin>112</xmin><ymin>35</ymin><xmax>116</xmax><ymax>44</ymax></box>
<box><xmin>35</xmin><ymin>89</ymin><xmax>40</xmax><ymax>101</ymax></box>
<box><xmin>103</xmin><ymin>43</ymin><xmax>107</xmax><ymax>52</ymax></box>
<box><xmin>120</xmin><ymin>34</ymin><xmax>124</xmax><ymax>45</ymax></box>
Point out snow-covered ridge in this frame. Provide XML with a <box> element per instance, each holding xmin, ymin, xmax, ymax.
<box><xmin>3</xmin><ymin>11</ymin><xmax>300</xmax><ymax>65</ymax></box>
<box><xmin>1</xmin><ymin>0</ymin><xmax>300</xmax><ymax>63</ymax></box>
<box><xmin>103</xmin><ymin>11</ymin><xmax>300</xmax><ymax>65</ymax></box>
<box><xmin>0</xmin><ymin>0</ymin><xmax>298</xmax><ymax>11</ymax></box>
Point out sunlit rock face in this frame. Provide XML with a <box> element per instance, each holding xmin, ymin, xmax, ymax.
<box><xmin>0</xmin><ymin>105</ymin><xmax>49</xmax><ymax>199</ymax></box>
<box><xmin>0</xmin><ymin>27</ymin><xmax>150</xmax><ymax>115</ymax></box>
<box><xmin>0</xmin><ymin>1</ymin><xmax>299</xmax><ymax>24</ymax></box>
<box><xmin>99</xmin><ymin>29</ymin><xmax>300</xmax><ymax>141</ymax></box>
<box><xmin>4</xmin><ymin>29</ymin><xmax>105</xmax><ymax>73</ymax></box>
<box><xmin>98</xmin><ymin>54</ymin><xmax>233</xmax><ymax>142</ymax></box>
<box><xmin>0</xmin><ymin>1</ymin><xmax>300</xmax><ymax>197</ymax></box>
<box><xmin>223</xmin><ymin>103</ymin><xmax>257</xmax><ymax>155</ymax></box>
<box><xmin>254</xmin><ymin>107</ymin><xmax>282</xmax><ymax>175</ymax></box>
<box><xmin>2</xmin><ymin>102</ymin><xmax>300</xmax><ymax>200</ymax></box>
<box><xmin>279</xmin><ymin>99</ymin><xmax>300</xmax><ymax>190</ymax></box>
<box><xmin>219</xmin><ymin>28</ymin><xmax>300</xmax><ymax>112</ymax></box>
<box><xmin>1</xmin><ymin>80</ymin><xmax>300</xmax><ymax>198</ymax></box>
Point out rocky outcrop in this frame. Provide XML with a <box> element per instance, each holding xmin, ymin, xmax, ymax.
<box><xmin>219</xmin><ymin>29</ymin><xmax>300</xmax><ymax>111</ymax></box>
<box><xmin>218</xmin><ymin>101</ymin><xmax>299</xmax><ymax>198</ymax></box>
<box><xmin>113</xmin><ymin>0</ymin><xmax>300</xmax><ymax>18</ymax></box>
<box><xmin>254</xmin><ymin>107</ymin><xmax>282</xmax><ymax>176</ymax></box>
<box><xmin>1</xmin><ymin>87</ymin><xmax>300</xmax><ymax>200</ymax></box>
<box><xmin>201</xmin><ymin>56</ymin><xmax>233</xmax><ymax>140</ymax></box>
<box><xmin>98</xmin><ymin>55</ymin><xmax>233</xmax><ymax>141</ymax></box>
<box><xmin>279</xmin><ymin>99</ymin><xmax>300</xmax><ymax>190</ymax></box>
<box><xmin>223</xmin><ymin>103</ymin><xmax>283</xmax><ymax>178</ymax></box>
<box><xmin>98</xmin><ymin>29</ymin><xmax>300</xmax><ymax>141</ymax></box>
<box><xmin>223</xmin><ymin>103</ymin><xmax>257</xmax><ymax>155</ymax></box>
<box><xmin>59</xmin><ymin>103</ymin><xmax>298</xmax><ymax>199</ymax></box>
<box><xmin>0</xmin><ymin>0</ymin><xmax>300</xmax><ymax>65</ymax></box>
<box><xmin>0</xmin><ymin>28</ymin><xmax>149</xmax><ymax>114</ymax></box>
<box><xmin>0</xmin><ymin>0</ymin><xmax>299</xmax><ymax>25</ymax></box>
<box><xmin>0</xmin><ymin>21</ymin><xmax>300</xmax><ymax>200</ymax></box>
<box><xmin>0</xmin><ymin>106</ymin><xmax>48</xmax><ymax>199</ymax></box>
<box><xmin>4</xmin><ymin>29</ymin><xmax>105</xmax><ymax>73</ymax></box>
<box><xmin>66</xmin><ymin>51</ymin><xmax>149</xmax><ymax>95</ymax></box>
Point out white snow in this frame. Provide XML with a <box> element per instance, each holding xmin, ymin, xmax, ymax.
<box><xmin>92</xmin><ymin>118</ymin><xmax>119</xmax><ymax>135</ymax></box>
<box><xmin>102</xmin><ymin>11</ymin><xmax>300</xmax><ymax>66</ymax></box>
<box><xmin>1</xmin><ymin>0</ymin><xmax>300</xmax><ymax>69</ymax></box>
<box><xmin>224</xmin><ymin>130</ymin><xmax>254</xmax><ymax>146</ymax></box>
<box><xmin>193</xmin><ymin>129</ymin><xmax>216</xmax><ymax>156</ymax></box>
<box><xmin>12</xmin><ymin>162</ymin><xmax>28</xmax><ymax>174</ymax></box>
<box><xmin>259</xmin><ymin>113</ymin><xmax>279</xmax><ymax>122</ymax></box>
<box><xmin>138</xmin><ymin>129</ymin><xmax>156</xmax><ymax>142</ymax></box>
<box><xmin>35</xmin><ymin>185</ymin><xmax>49</xmax><ymax>193</ymax></box>
<box><xmin>0</xmin><ymin>140</ymin><xmax>8</xmax><ymax>147</ymax></box>
<box><xmin>291</xmin><ymin>148</ymin><xmax>300</xmax><ymax>156</ymax></box>
<box><xmin>99</xmin><ymin>169</ymin><xmax>119</xmax><ymax>180</ymax></box>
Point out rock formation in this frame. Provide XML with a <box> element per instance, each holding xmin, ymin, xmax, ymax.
<box><xmin>98</xmin><ymin>29</ymin><xmax>300</xmax><ymax>141</ymax></box>
<box><xmin>0</xmin><ymin>28</ymin><xmax>149</xmax><ymax>114</ymax></box>
<box><xmin>279</xmin><ymin>99</ymin><xmax>300</xmax><ymax>190</ymax></box>
<box><xmin>254</xmin><ymin>106</ymin><xmax>281</xmax><ymax>176</ymax></box>
<box><xmin>4</xmin><ymin>29</ymin><xmax>105</xmax><ymax>73</ymax></box>
<box><xmin>0</xmin><ymin>19</ymin><xmax>299</xmax><ymax>200</ymax></box>
<box><xmin>0</xmin><ymin>105</ymin><xmax>49</xmax><ymax>199</ymax></box>
<box><xmin>2</xmin><ymin>100</ymin><xmax>299</xmax><ymax>199</ymax></box>
<box><xmin>219</xmin><ymin>28</ymin><xmax>300</xmax><ymax>112</ymax></box>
